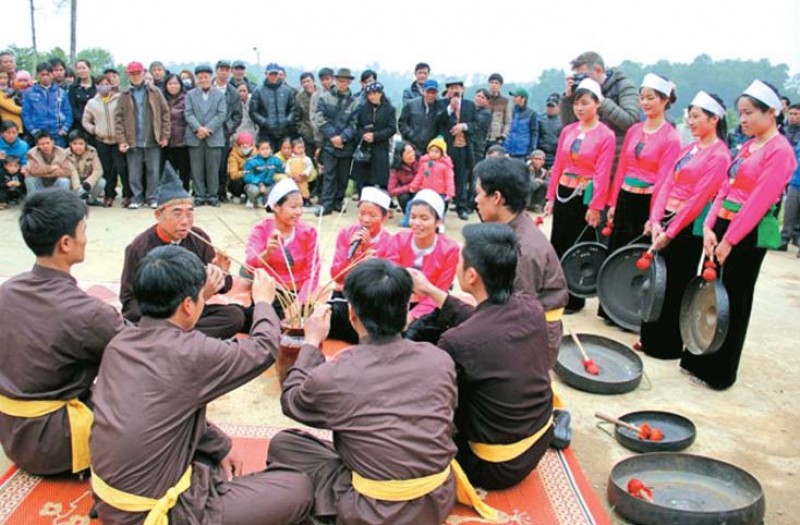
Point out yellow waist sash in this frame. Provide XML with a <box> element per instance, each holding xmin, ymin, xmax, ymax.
<box><xmin>352</xmin><ymin>459</ymin><xmax>501</xmax><ymax>522</ymax></box>
<box><xmin>0</xmin><ymin>393</ymin><xmax>93</xmax><ymax>473</ymax></box>
<box><xmin>469</xmin><ymin>414</ymin><xmax>555</xmax><ymax>464</ymax></box>
<box><xmin>91</xmin><ymin>466</ymin><xmax>193</xmax><ymax>525</ymax></box>
<box><xmin>545</xmin><ymin>307</ymin><xmax>564</xmax><ymax>322</ymax></box>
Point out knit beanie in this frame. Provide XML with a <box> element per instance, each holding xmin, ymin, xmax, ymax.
<box><xmin>427</xmin><ymin>136</ymin><xmax>447</xmax><ymax>156</ymax></box>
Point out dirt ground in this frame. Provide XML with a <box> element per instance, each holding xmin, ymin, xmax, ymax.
<box><xmin>0</xmin><ymin>201</ymin><xmax>798</xmax><ymax>524</ymax></box>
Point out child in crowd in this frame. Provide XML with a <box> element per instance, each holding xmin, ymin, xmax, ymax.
<box><xmin>243</xmin><ymin>139</ymin><xmax>283</xmax><ymax>208</ymax></box>
<box><xmin>67</xmin><ymin>130</ymin><xmax>106</xmax><ymax>206</ymax></box>
<box><xmin>527</xmin><ymin>149</ymin><xmax>549</xmax><ymax>212</ymax></box>
<box><xmin>408</xmin><ymin>136</ymin><xmax>455</xmax><ymax>222</ymax></box>
<box><xmin>0</xmin><ymin>156</ymin><xmax>23</xmax><ymax>209</ymax></box>
<box><xmin>227</xmin><ymin>131</ymin><xmax>256</xmax><ymax>203</ymax></box>
<box><xmin>277</xmin><ymin>138</ymin><xmax>317</xmax><ymax>207</ymax></box>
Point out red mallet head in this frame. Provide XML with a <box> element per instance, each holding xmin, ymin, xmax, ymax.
<box><xmin>704</xmin><ymin>260</ymin><xmax>716</xmax><ymax>268</ymax></box>
<box><xmin>535</xmin><ymin>216</ymin><xmax>544</xmax><ymax>226</ymax></box>
<box><xmin>581</xmin><ymin>358</ymin><xmax>601</xmax><ymax>375</ymax></box>
<box><xmin>627</xmin><ymin>478</ymin><xmax>646</xmax><ymax>495</ymax></box>
<box><xmin>637</xmin><ymin>423</ymin><xmax>653</xmax><ymax>440</ymax></box>
<box><xmin>643</xmin><ymin>251</ymin><xmax>654</xmax><ymax>260</ymax></box>
<box><xmin>601</xmin><ymin>224</ymin><xmax>613</xmax><ymax>236</ymax></box>
<box><xmin>702</xmin><ymin>267</ymin><xmax>717</xmax><ymax>281</ymax></box>
<box><xmin>636</xmin><ymin>257</ymin><xmax>651</xmax><ymax>271</ymax></box>
<box><xmin>648</xmin><ymin>427</ymin><xmax>664</xmax><ymax>441</ymax></box>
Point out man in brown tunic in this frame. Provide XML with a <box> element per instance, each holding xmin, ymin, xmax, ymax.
<box><xmin>474</xmin><ymin>156</ymin><xmax>568</xmax><ymax>368</ymax></box>
<box><xmin>91</xmin><ymin>246</ymin><xmax>312</xmax><ymax>525</ymax></box>
<box><xmin>120</xmin><ymin>164</ymin><xmax>245</xmax><ymax>338</ymax></box>
<box><xmin>267</xmin><ymin>259</ymin><xmax>458</xmax><ymax>525</ymax></box>
<box><xmin>410</xmin><ymin>223</ymin><xmax>553</xmax><ymax>490</ymax></box>
<box><xmin>0</xmin><ymin>189</ymin><xmax>124</xmax><ymax>475</ymax></box>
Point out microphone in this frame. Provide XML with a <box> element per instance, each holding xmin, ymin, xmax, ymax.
<box><xmin>347</xmin><ymin>228</ymin><xmax>367</xmax><ymax>259</ymax></box>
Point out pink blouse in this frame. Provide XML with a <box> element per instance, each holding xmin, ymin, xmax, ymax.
<box><xmin>245</xmin><ymin>219</ymin><xmax>321</xmax><ymax>302</ymax></box>
<box><xmin>391</xmin><ymin>230</ymin><xmax>459</xmax><ymax>319</ymax></box>
<box><xmin>705</xmin><ymin>134</ymin><xmax>796</xmax><ymax>246</ymax></box>
<box><xmin>330</xmin><ymin>224</ymin><xmax>397</xmax><ymax>285</ymax></box>
<box><xmin>650</xmin><ymin>140</ymin><xmax>730</xmax><ymax>239</ymax></box>
<box><xmin>607</xmin><ymin>122</ymin><xmax>681</xmax><ymax>207</ymax></box>
<box><xmin>547</xmin><ymin>121</ymin><xmax>616</xmax><ymax>210</ymax></box>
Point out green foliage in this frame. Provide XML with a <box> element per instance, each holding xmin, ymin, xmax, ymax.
<box><xmin>76</xmin><ymin>48</ymin><xmax>115</xmax><ymax>71</ymax></box>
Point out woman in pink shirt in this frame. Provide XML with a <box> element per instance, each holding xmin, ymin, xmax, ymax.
<box><xmin>600</xmin><ymin>74</ymin><xmax>681</xmax><ymax>325</ymax></box>
<box><xmin>640</xmin><ymin>91</ymin><xmax>731</xmax><ymax>360</ymax></box>
<box><xmin>681</xmin><ymin>80</ymin><xmax>797</xmax><ymax>389</ymax></box>
<box><xmin>545</xmin><ymin>78</ymin><xmax>615</xmax><ymax>313</ymax></box>
<box><xmin>246</xmin><ymin>178</ymin><xmax>320</xmax><ymax>315</ymax></box>
<box><xmin>328</xmin><ymin>187</ymin><xmax>397</xmax><ymax>342</ymax></box>
<box><xmin>392</xmin><ymin>190</ymin><xmax>460</xmax><ymax>342</ymax></box>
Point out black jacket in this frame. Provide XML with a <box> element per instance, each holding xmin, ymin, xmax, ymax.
<box><xmin>398</xmin><ymin>97</ymin><xmax>447</xmax><ymax>155</ymax></box>
<box><xmin>471</xmin><ymin>106</ymin><xmax>492</xmax><ymax>161</ymax></box>
<box><xmin>440</xmin><ymin>97</ymin><xmax>476</xmax><ymax>168</ymax></box>
<box><xmin>249</xmin><ymin>80</ymin><xmax>296</xmax><ymax>140</ymax></box>
<box><xmin>537</xmin><ymin>113</ymin><xmax>563</xmax><ymax>159</ymax></box>
<box><xmin>355</xmin><ymin>98</ymin><xmax>398</xmax><ymax>187</ymax></box>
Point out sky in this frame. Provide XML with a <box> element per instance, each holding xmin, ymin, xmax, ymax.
<box><xmin>3</xmin><ymin>0</ymin><xmax>800</xmax><ymax>83</ymax></box>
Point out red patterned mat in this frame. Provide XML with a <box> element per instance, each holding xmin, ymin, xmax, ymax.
<box><xmin>0</xmin><ymin>425</ymin><xmax>610</xmax><ymax>525</ymax></box>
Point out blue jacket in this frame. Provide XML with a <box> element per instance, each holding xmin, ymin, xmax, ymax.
<box><xmin>22</xmin><ymin>83</ymin><xmax>72</xmax><ymax>137</ymax></box>
<box><xmin>243</xmin><ymin>155</ymin><xmax>283</xmax><ymax>186</ymax></box>
<box><xmin>790</xmin><ymin>142</ymin><xmax>800</xmax><ymax>190</ymax></box>
<box><xmin>0</xmin><ymin>137</ymin><xmax>30</xmax><ymax>166</ymax></box>
<box><xmin>505</xmin><ymin>104</ymin><xmax>539</xmax><ymax>157</ymax></box>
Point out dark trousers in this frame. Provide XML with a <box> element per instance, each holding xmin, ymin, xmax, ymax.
<box><xmin>451</xmin><ymin>146</ymin><xmax>472</xmax><ymax>214</ymax></box>
<box><xmin>680</xmin><ymin>219</ymin><xmax>766</xmax><ymax>389</ymax></box>
<box><xmin>550</xmin><ymin>185</ymin><xmax>594</xmax><ymax>312</ymax></box>
<box><xmin>162</xmin><ymin>146</ymin><xmax>192</xmax><ymax>191</ymax></box>
<box><xmin>218</xmin><ymin>144</ymin><xmax>232</xmax><ymax>201</ymax></box>
<box><xmin>327</xmin><ymin>292</ymin><xmax>359</xmax><ymax>344</ymax></box>
<box><xmin>0</xmin><ymin>179</ymin><xmax>23</xmax><ymax>203</ymax></box>
<box><xmin>640</xmin><ymin>224</ymin><xmax>703</xmax><ymax>359</ymax></box>
<box><xmin>96</xmin><ymin>142</ymin><xmax>131</xmax><ymax>200</ymax></box>
<box><xmin>320</xmin><ymin>152</ymin><xmax>352</xmax><ymax>210</ymax></box>
<box><xmin>196</xmin><ymin>304</ymin><xmax>246</xmax><ymax>340</ymax></box>
<box><xmin>228</xmin><ymin>177</ymin><xmax>246</xmax><ymax>199</ymax></box>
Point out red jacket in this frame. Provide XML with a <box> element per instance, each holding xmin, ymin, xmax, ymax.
<box><xmin>409</xmin><ymin>154</ymin><xmax>455</xmax><ymax>199</ymax></box>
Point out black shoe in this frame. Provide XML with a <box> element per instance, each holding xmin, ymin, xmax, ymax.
<box><xmin>209</xmin><ymin>199</ymin><xmax>221</xmax><ymax>208</ymax></box>
<box><xmin>550</xmin><ymin>409</ymin><xmax>572</xmax><ymax>450</ymax></box>
<box><xmin>775</xmin><ymin>243</ymin><xmax>788</xmax><ymax>252</ymax></box>
<box><xmin>315</xmin><ymin>206</ymin><xmax>332</xmax><ymax>217</ymax></box>
<box><xmin>458</xmin><ymin>211</ymin><xmax>469</xmax><ymax>221</ymax></box>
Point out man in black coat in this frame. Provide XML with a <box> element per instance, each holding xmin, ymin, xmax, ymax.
<box><xmin>397</xmin><ymin>79</ymin><xmax>446</xmax><ymax>156</ymax></box>
<box><xmin>249</xmin><ymin>63</ymin><xmax>296</xmax><ymax>152</ymax></box>
<box><xmin>440</xmin><ymin>80</ymin><xmax>476</xmax><ymax>220</ymax></box>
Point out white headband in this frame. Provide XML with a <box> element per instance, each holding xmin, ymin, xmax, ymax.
<box><xmin>267</xmin><ymin>178</ymin><xmax>300</xmax><ymax>209</ymax></box>
<box><xmin>411</xmin><ymin>189</ymin><xmax>445</xmax><ymax>220</ymax></box>
<box><xmin>359</xmin><ymin>186</ymin><xmax>391</xmax><ymax>211</ymax></box>
<box><xmin>641</xmin><ymin>73</ymin><xmax>672</xmax><ymax>98</ymax></box>
<box><xmin>575</xmin><ymin>78</ymin><xmax>603</xmax><ymax>101</ymax></box>
<box><xmin>743</xmin><ymin>80</ymin><xmax>782</xmax><ymax>114</ymax></box>
<box><xmin>691</xmin><ymin>91</ymin><xmax>726</xmax><ymax>118</ymax></box>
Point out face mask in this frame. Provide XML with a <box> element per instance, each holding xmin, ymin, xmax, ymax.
<box><xmin>97</xmin><ymin>84</ymin><xmax>112</xmax><ymax>95</ymax></box>
<box><xmin>182</xmin><ymin>79</ymin><xmax>193</xmax><ymax>89</ymax></box>
<box><xmin>241</xmin><ymin>147</ymin><xmax>253</xmax><ymax>155</ymax></box>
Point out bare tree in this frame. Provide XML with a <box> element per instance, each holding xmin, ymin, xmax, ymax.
<box><xmin>69</xmin><ymin>0</ymin><xmax>77</xmax><ymax>64</ymax></box>
<box><xmin>29</xmin><ymin>0</ymin><xmax>37</xmax><ymax>56</ymax></box>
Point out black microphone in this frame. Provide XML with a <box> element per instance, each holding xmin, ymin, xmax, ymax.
<box><xmin>347</xmin><ymin>227</ymin><xmax>367</xmax><ymax>259</ymax></box>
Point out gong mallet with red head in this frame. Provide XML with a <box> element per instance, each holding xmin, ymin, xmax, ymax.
<box><xmin>569</xmin><ymin>329</ymin><xmax>601</xmax><ymax>375</ymax></box>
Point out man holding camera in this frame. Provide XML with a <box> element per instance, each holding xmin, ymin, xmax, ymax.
<box><xmin>67</xmin><ymin>130</ymin><xmax>106</xmax><ymax>206</ymax></box>
<box><xmin>441</xmin><ymin>80</ymin><xmax>476</xmax><ymax>221</ymax></box>
<box><xmin>560</xmin><ymin>51</ymin><xmax>639</xmax><ymax>172</ymax></box>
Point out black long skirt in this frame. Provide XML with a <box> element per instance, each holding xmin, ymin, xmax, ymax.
<box><xmin>551</xmin><ymin>184</ymin><xmax>595</xmax><ymax>312</ymax></box>
<box><xmin>680</xmin><ymin>219</ymin><xmax>766</xmax><ymax>389</ymax></box>
<box><xmin>640</xmin><ymin>224</ymin><xmax>703</xmax><ymax>359</ymax></box>
<box><xmin>599</xmin><ymin>190</ymin><xmax>652</xmax><ymax>322</ymax></box>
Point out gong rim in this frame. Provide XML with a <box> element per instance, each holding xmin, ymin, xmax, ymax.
<box><xmin>554</xmin><ymin>333</ymin><xmax>643</xmax><ymax>394</ymax></box>
<box><xmin>607</xmin><ymin>452</ymin><xmax>765</xmax><ymax>525</ymax></box>
<box><xmin>597</xmin><ymin>244</ymin><xmax>666</xmax><ymax>331</ymax></box>
<box><xmin>560</xmin><ymin>241</ymin><xmax>609</xmax><ymax>298</ymax></box>
<box><xmin>613</xmin><ymin>410</ymin><xmax>696</xmax><ymax>453</ymax></box>
<box><xmin>679</xmin><ymin>276</ymin><xmax>730</xmax><ymax>356</ymax></box>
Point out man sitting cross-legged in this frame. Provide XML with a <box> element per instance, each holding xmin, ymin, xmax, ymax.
<box><xmin>0</xmin><ymin>189</ymin><xmax>124</xmax><ymax>476</ymax></box>
<box><xmin>120</xmin><ymin>163</ymin><xmax>246</xmax><ymax>339</ymax></box>
<box><xmin>90</xmin><ymin>246</ymin><xmax>313</xmax><ymax>525</ymax></box>
<box><xmin>409</xmin><ymin>223</ymin><xmax>554</xmax><ymax>490</ymax></box>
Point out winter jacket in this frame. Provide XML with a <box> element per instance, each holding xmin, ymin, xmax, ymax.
<box><xmin>184</xmin><ymin>87</ymin><xmax>227</xmax><ymax>148</ymax></box>
<box><xmin>83</xmin><ymin>92</ymin><xmax>121</xmax><ymax>145</ymax></box>
<box><xmin>228</xmin><ymin>146</ymin><xmax>255</xmax><ymax>181</ymax></box>
<box><xmin>294</xmin><ymin>89</ymin><xmax>316</xmax><ymax>146</ymax></box>
<box><xmin>0</xmin><ymin>90</ymin><xmax>22</xmax><ymax>132</ymax></box>
<box><xmin>409</xmin><ymin>154</ymin><xmax>455</xmax><ymax>198</ymax></box>
<box><xmin>165</xmin><ymin>92</ymin><xmax>187</xmax><ymax>148</ymax></box>
<box><xmin>537</xmin><ymin>113</ymin><xmax>563</xmax><ymax>163</ymax></box>
<box><xmin>313</xmin><ymin>87</ymin><xmax>361</xmax><ymax>158</ymax></box>
<box><xmin>388</xmin><ymin>162</ymin><xmax>417</xmax><ymax>197</ymax></box>
<box><xmin>487</xmin><ymin>94</ymin><xmax>511</xmax><ymax>141</ymax></box>
<box><xmin>505</xmin><ymin>104</ymin><xmax>539</xmax><ymax>157</ymax></box>
<box><xmin>243</xmin><ymin>155</ymin><xmax>283</xmax><ymax>186</ymax></box>
<box><xmin>22</xmin><ymin>83</ymin><xmax>72</xmax><ymax>137</ymax></box>
<box><xmin>560</xmin><ymin>68</ymin><xmax>639</xmax><ymax>162</ymax></box>
<box><xmin>354</xmin><ymin>98</ymin><xmax>398</xmax><ymax>187</ymax></box>
<box><xmin>785</xmin><ymin>123</ymin><xmax>800</xmax><ymax>148</ymax></box>
<box><xmin>25</xmin><ymin>145</ymin><xmax>72</xmax><ymax>179</ymax></box>
<box><xmin>230</xmin><ymin>77</ymin><xmax>257</xmax><ymax>94</ymax></box>
<box><xmin>471</xmin><ymin>106</ymin><xmax>492</xmax><ymax>161</ymax></box>
<box><xmin>67</xmin><ymin>145</ymin><xmax>103</xmax><ymax>189</ymax></box>
<box><xmin>402</xmin><ymin>82</ymin><xmax>424</xmax><ymax>106</ymax></box>
<box><xmin>249</xmin><ymin>80</ymin><xmax>295</xmax><ymax>141</ymax></box>
<box><xmin>398</xmin><ymin>98</ymin><xmax>447</xmax><ymax>155</ymax></box>
<box><xmin>790</xmin><ymin>142</ymin><xmax>800</xmax><ymax>189</ymax></box>
<box><xmin>216</xmin><ymin>81</ymin><xmax>243</xmax><ymax>140</ymax></box>
<box><xmin>115</xmin><ymin>83</ymin><xmax>170</xmax><ymax>146</ymax></box>
<box><xmin>0</xmin><ymin>137</ymin><xmax>29</xmax><ymax>166</ymax></box>
<box><xmin>68</xmin><ymin>82</ymin><xmax>96</xmax><ymax>128</ymax></box>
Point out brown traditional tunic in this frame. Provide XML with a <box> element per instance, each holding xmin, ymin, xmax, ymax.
<box><xmin>0</xmin><ymin>264</ymin><xmax>123</xmax><ymax>475</ymax></box>
<box><xmin>268</xmin><ymin>335</ymin><xmax>458</xmax><ymax>525</ymax></box>
<box><xmin>90</xmin><ymin>302</ymin><xmax>313</xmax><ymax>525</ymax></box>
<box><xmin>508</xmin><ymin>211</ymin><xmax>569</xmax><ymax>367</ymax></box>
<box><xmin>120</xmin><ymin>224</ymin><xmax>244</xmax><ymax>339</ymax></box>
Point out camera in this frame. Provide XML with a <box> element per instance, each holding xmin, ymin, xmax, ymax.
<box><xmin>570</xmin><ymin>72</ymin><xmax>589</xmax><ymax>84</ymax></box>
